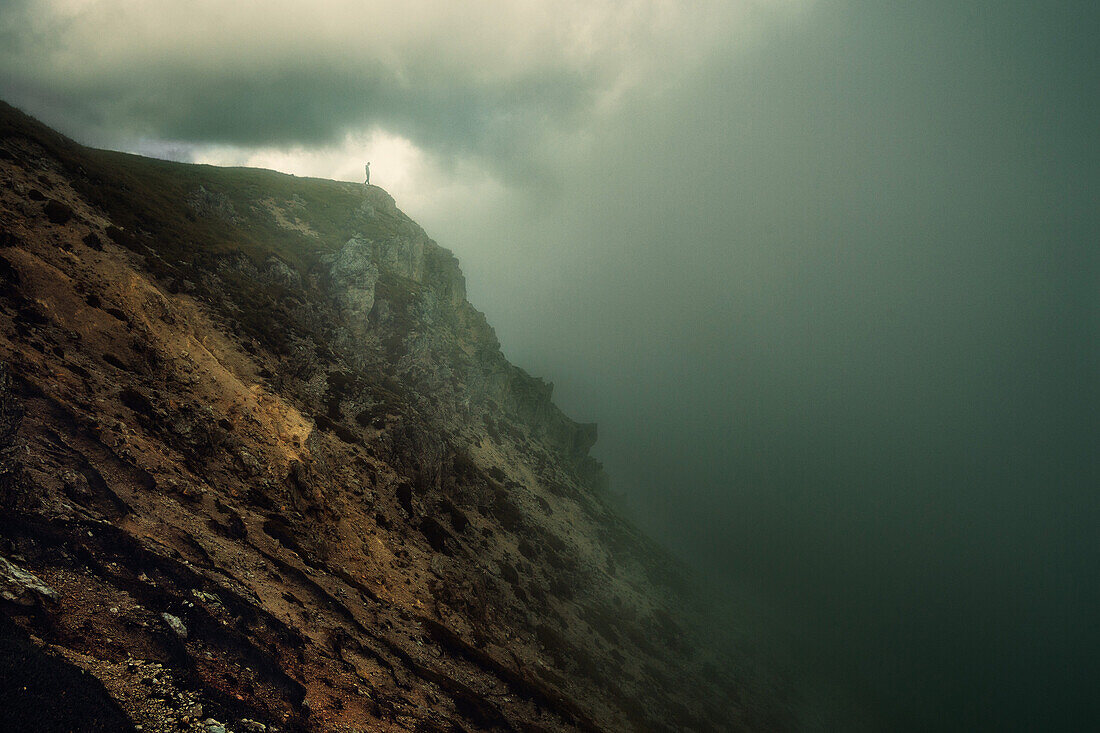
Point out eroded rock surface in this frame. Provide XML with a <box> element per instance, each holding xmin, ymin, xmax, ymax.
<box><xmin>0</xmin><ymin>101</ymin><xmax>794</xmax><ymax>732</ymax></box>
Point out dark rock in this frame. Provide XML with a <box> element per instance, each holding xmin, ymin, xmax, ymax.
<box><xmin>43</xmin><ymin>199</ymin><xmax>73</xmax><ymax>224</ymax></box>
<box><xmin>395</xmin><ymin>481</ymin><xmax>414</xmax><ymax>516</ymax></box>
<box><xmin>262</xmin><ymin>517</ymin><xmax>303</xmax><ymax>554</ymax></box>
<box><xmin>0</xmin><ymin>615</ymin><xmax>133</xmax><ymax>731</ymax></box>
<box><xmin>104</xmin><ymin>225</ymin><xmax>140</xmax><ymax>251</ymax></box>
<box><xmin>119</xmin><ymin>388</ymin><xmax>154</xmax><ymax>417</ymax></box>
<box><xmin>0</xmin><ymin>230</ymin><xmax>21</xmax><ymax>248</ymax></box>
<box><xmin>0</xmin><ymin>255</ymin><xmax>19</xmax><ymax>285</ymax></box>
<box><xmin>500</xmin><ymin>562</ymin><xmax>519</xmax><ymax>585</ymax></box>
<box><xmin>420</xmin><ymin>517</ymin><xmax>453</xmax><ymax>554</ymax></box>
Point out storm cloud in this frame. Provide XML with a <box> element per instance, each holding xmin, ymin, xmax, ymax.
<box><xmin>0</xmin><ymin>0</ymin><xmax>779</xmax><ymax>173</ymax></box>
<box><xmin>3</xmin><ymin>0</ymin><xmax>1098</xmax><ymax>729</ymax></box>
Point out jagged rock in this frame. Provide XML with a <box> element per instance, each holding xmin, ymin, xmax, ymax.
<box><xmin>186</xmin><ymin>185</ymin><xmax>239</xmax><ymax>223</ymax></box>
<box><xmin>330</xmin><ymin>237</ymin><xmax>379</xmax><ymax>322</ymax></box>
<box><xmin>0</xmin><ymin>555</ymin><xmax>58</xmax><ymax>606</ymax></box>
<box><xmin>263</xmin><ymin>256</ymin><xmax>301</xmax><ymax>288</ymax></box>
<box><xmin>161</xmin><ymin>612</ymin><xmax>188</xmax><ymax>639</ymax></box>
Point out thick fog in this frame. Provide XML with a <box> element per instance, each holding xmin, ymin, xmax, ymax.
<box><xmin>4</xmin><ymin>0</ymin><xmax>1097</xmax><ymax>728</ymax></box>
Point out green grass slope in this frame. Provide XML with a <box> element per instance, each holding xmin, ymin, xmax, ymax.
<box><xmin>0</xmin><ymin>100</ymin><xmax>392</xmax><ymax>273</ymax></box>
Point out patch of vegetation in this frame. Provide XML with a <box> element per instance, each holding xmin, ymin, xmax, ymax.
<box><xmin>0</xmin><ymin>100</ymin><xmax>396</xmax><ymax>274</ymax></box>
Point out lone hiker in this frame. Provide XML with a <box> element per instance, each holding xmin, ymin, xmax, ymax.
<box><xmin>364</xmin><ymin>162</ymin><xmax>370</xmax><ymax>186</ymax></box>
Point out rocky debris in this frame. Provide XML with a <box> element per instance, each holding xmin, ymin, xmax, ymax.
<box><xmin>0</xmin><ymin>555</ymin><xmax>58</xmax><ymax>607</ymax></box>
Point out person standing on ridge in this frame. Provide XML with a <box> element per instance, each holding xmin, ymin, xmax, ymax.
<box><xmin>364</xmin><ymin>162</ymin><xmax>370</xmax><ymax>186</ymax></box>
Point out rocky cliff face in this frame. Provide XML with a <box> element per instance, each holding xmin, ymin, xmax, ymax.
<box><xmin>0</xmin><ymin>102</ymin><xmax>792</xmax><ymax>733</ymax></box>
<box><xmin>321</xmin><ymin>189</ymin><xmax>604</xmax><ymax>490</ymax></box>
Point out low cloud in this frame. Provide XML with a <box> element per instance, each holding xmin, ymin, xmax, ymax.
<box><xmin>0</xmin><ymin>0</ymin><xmax>797</xmax><ymax>179</ymax></box>
<box><xmin>180</xmin><ymin>127</ymin><xmax>509</xmax><ymax>224</ymax></box>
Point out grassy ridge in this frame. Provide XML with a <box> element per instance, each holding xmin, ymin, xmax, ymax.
<box><xmin>0</xmin><ymin>100</ymin><xmax>396</xmax><ymax>273</ymax></box>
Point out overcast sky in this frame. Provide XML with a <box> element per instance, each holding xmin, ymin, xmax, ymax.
<box><xmin>3</xmin><ymin>1</ymin><xmax>1098</xmax><ymax>729</ymax></box>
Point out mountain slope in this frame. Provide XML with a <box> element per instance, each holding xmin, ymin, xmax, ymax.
<box><xmin>0</xmin><ymin>101</ymin><xmax>792</xmax><ymax>732</ymax></box>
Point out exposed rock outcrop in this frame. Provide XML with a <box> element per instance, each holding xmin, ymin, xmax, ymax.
<box><xmin>187</xmin><ymin>184</ymin><xmax>240</xmax><ymax>223</ymax></box>
<box><xmin>328</xmin><ymin>237</ymin><xmax>379</xmax><ymax>323</ymax></box>
<box><xmin>0</xmin><ymin>555</ymin><xmax>58</xmax><ymax>607</ymax></box>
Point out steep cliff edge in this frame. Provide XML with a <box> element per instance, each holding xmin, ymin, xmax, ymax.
<box><xmin>0</xmin><ymin>102</ymin><xmax>792</xmax><ymax>732</ymax></box>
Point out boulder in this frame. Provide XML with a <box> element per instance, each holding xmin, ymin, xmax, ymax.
<box><xmin>161</xmin><ymin>612</ymin><xmax>188</xmax><ymax>639</ymax></box>
<box><xmin>0</xmin><ymin>555</ymin><xmax>59</xmax><ymax>607</ymax></box>
<box><xmin>43</xmin><ymin>199</ymin><xmax>73</xmax><ymax>224</ymax></box>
